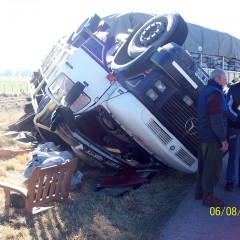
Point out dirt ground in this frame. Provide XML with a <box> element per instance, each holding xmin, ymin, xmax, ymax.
<box><xmin>0</xmin><ymin>93</ymin><xmax>28</xmax><ymax>111</ymax></box>
<box><xmin>0</xmin><ymin>93</ymin><xmax>29</xmax><ymax>130</ymax></box>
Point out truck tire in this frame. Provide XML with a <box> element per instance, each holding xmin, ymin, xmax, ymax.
<box><xmin>128</xmin><ymin>13</ymin><xmax>188</xmax><ymax>58</ymax></box>
<box><xmin>111</xmin><ymin>23</ymin><xmax>155</xmax><ymax>79</ymax></box>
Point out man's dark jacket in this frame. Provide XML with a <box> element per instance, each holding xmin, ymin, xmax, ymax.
<box><xmin>197</xmin><ymin>79</ymin><xmax>227</xmax><ymax>142</ymax></box>
<box><xmin>226</xmin><ymin>82</ymin><xmax>240</xmax><ymax>129</ymax></box>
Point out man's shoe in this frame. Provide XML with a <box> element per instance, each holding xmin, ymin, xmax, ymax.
<box><xmin>203</xmin><ymin>195</ymin><xmax>225</xmax><ymax>207</ymax></box>
<box><xmin>194</xmin><ymin>188</ymin><xmax>203</xmax><ymax>200</ymax></box>
<box><xmin>225</xmin><ymin>182</ymin><xmax>233</xmax><ymax>192</ymax></box>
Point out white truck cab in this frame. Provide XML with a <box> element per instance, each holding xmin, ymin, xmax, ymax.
<box><xmin>30</xmin><ymin>12</ymin><xmax>210</xmax><ymax>173</ymax></box>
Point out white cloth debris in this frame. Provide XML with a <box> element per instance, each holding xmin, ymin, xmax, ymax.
<box><xmin>24</xmin><ymin>150</ymin><xmax>73</xmax><ymax>178</ymax></box>
<box><xmin>24</xmin><ymin>142</ymin><xmax>82</xmax><ymax>190</ymax></box>
<box><xmin>35</xmin><ymin>141</ymin><xmax>60</xmax><ymax>152</ymax></box>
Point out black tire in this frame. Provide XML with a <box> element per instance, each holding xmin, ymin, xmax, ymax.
<box><xmin>111</xmin><ymin>23</ymin><xmax>155</xmax><ymax>79</ymax></box>
<box><xmin>128</xmin><ymin>12</ymin><xmax>188</xmax><ymax>58</ymax></box>
<box><xmin>112</xmin><ymin>45</ymin><xmax>155</xmax><ymax>79</ymax></box>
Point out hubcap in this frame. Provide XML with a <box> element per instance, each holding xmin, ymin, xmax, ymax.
<box><xmin>140</xmin><ymin>22</ymin><xmax>166</xmax><ymax>46</ymax></box>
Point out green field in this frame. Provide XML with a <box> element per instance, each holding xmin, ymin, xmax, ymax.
<box><xmin>0</xmin><ymin>76</ymin><xmax>30</xmax><ymax>93</ymax></box>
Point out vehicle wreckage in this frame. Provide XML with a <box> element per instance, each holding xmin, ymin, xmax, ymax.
<box><xmin>25</xmin><ymin>12</ymin><xmax>211</xmax><ymax>177</ymax></box>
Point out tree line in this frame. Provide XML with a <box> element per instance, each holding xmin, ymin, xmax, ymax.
<box><xmin>0</xmin><ymin>69</ymin><xmax>32</xmax><ymax>77</ymax></box>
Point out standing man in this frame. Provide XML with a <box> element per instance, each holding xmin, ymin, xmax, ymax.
<box><xmin>225</xmin><ymin>80</ymin><xmax>240</xmax><ymax>192</ymax></box>
<box><xmin>195</xmin><ymin>69</ymin><xmax>228</xmax><ymax>207</ymax></box>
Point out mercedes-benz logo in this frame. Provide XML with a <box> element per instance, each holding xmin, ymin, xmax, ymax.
<box><xmin>184</xmin><ymin>118</ymin><xmax>197</xmax><ymax>135</ymax></box>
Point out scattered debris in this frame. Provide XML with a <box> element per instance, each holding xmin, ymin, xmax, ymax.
<box><xmin>23</xmin><ymin>142</ymin><xmax>83</xmax><ymax>190</ymax></box>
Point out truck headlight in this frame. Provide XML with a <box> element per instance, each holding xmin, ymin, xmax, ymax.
<box><xmin>146</xmin><ymin>88</ymin><xmax>158</xmax><ymax>101</ymax></box>
<box><xmin>155</xmin><ymin>80</ymin><xmax>166</xmax><ymax>92</ymax></box>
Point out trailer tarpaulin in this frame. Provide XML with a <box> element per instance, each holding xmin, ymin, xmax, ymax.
<box><xmin>183</xmin><ymin>23</ymin><xmax>240</xmax><ymax>60</ymax></box>
<box><xmin>102</xmin><ymin>12</ymin><xmax>240</xmax><ymax>60</ymax></box>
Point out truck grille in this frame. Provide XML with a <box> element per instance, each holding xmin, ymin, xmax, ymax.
<box><xmin>147</xmin><ymin>119</ymin><xmax>172</xmax><ymax>145</ymax></box>
<box><xmin>175</xmin><ymin>148</ymin><xmax>196</xmax><ymax>166</ymax></box>
<box><xmin>147</xmin><ymin>118</ymin><xmax>196</xmax><ymax>167</ymax></box>
<box><xmin>161</xmin><ymin>94</ymin><xmax>199</xmax><ymax>156</ymax></box>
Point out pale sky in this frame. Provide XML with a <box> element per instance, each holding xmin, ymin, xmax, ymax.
<box><xmin>0</xmin><ymin>0</ymin><xmax>239</xmax><ymax>71</ymax></box>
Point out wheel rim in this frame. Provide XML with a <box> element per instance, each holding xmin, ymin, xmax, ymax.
<box><xmin>140</xmin><ymin>22</ymin><xmax>166</xmax><ymax>46</ymax></box>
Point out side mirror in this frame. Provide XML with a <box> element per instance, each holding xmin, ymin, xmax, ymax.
<box><xmin>64</xmin><ymin>82</ymin><xmax>86</xmax><ymax>106</ymax></box>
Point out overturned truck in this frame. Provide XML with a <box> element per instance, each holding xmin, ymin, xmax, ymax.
<box><xmin>28</xmin><ymin>12</ymin><xmax>210</xmax><ymax>174</ymax></box>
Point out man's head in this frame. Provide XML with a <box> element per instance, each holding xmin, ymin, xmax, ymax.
<box><xmin>209</xmin><ymin>69</ymin><xmax>227</xmax><ymax>89</ymax></box>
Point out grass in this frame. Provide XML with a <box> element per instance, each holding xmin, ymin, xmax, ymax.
<box><xmin>0</xmin><ymin>166</ymin><xmax>194</xmax><ymax>239</ymax></box>
<box><xmin>0</xmin><ymin>225</ymin><xmax>31</xmax><ymax>240</ymax></box>
<box><xmin>5</xmin><ymin>157</ymin><xmax>27</xmax><ymax>171</ymax></box>
<box><xmin>0</xmin><ymin>167</ymin><xmax>6</xmax><ymax>177</ymax></box>
<box><xmin>0</xmin><ymin>76</ymin><xmax>29</xmax><ymax>94</ymax></box>
<box><xmin>0</xmin><ymin>96</ymin><xmax>196</xmax><ymax>240</ymax></box>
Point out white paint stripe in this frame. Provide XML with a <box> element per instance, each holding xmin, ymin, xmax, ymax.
<box><xmin>227</xmin><ymin>95</ymin><xmax>238</xmax><ymax>117</ymax></box>
<box><xmin>172</xmin><ymin>61</ymin><xmax>198</xmax><ymax>89</ymax></box>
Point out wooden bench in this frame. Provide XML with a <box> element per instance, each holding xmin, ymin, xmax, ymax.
<box><xmin>0</xmin><ymin>158</ymin><xmax>77</xmax><ymax>214</ymax></box>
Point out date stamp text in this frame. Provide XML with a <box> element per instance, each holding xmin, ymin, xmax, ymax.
<box><xmin>210</xmin><ymin>207</ymin><xmax>240</xmax><ymax>217</ymax></box>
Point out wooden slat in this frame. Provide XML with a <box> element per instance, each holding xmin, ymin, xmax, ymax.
<box><xmin>0</xmin><ymin>158</ymin><xmax>77</xmax><ymax>214</ymax></box>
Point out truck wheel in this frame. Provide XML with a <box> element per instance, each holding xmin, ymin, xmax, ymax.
<box><xmin>128</xmin><ymin>13</ymin><xmax>188</xmax><ymax>58</ymax></box>
<box><xmin>111</xmin><ymin>23</ymin><xmax>155</xmax><ymax>79</ymax></box>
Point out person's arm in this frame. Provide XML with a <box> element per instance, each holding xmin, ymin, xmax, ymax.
<box><xmin>226</xmin><ymin>88</ymin><xmax>240</xmax><ymax>124</ymax></box>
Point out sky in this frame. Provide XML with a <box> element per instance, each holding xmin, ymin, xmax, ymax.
<box><xmin>0</xmin><ymin>0</ymin><xmax>239</xmax><ymax>71</ymax></box>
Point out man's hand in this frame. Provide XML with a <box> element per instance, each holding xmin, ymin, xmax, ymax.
<box><xmin>220</xmin><ymin>140</ymin><xmax>228</xmax><ymax>153</ymax></box>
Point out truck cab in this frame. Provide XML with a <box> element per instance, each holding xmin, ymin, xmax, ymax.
<box><xmin>30</xmin><ymin>12</ymin><xmax>209</xmax><ymax>173</ymax></box>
